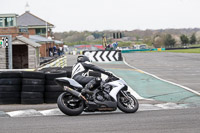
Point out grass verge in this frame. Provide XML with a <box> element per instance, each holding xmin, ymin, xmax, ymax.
<box><xmin>164</xmin><ymin>48</ymin><xmax>200</xmax><ymax>53</ymax></box>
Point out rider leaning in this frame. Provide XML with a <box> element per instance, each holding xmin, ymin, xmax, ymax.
<box><xmin>71</xmin><ymin>55</ymin><xmax>112</xmax><ymax>94</ymax></box>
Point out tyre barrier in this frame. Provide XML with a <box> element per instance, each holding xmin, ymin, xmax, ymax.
<box><xmin>45</xmin><ymin>71</ymin><xmax>68</xmax><ymax>103</ymax></box>
<box><xmin>0</xmin><ymin>71</ymin><xmax>21</xmax><ymax>104</ymax></box>
<box><xmin>21</xmin><ymin>71</ymin><xmax>45</xmax><ymax>104</ymax></box>
<box><xmin>0</xmin><ymin>69</ymin><xmax>70</xmax><ymax>105</ymax></box>
<box><xmin>0</xmin><ymin>66</ymin><xmax>102</xmax><ymax>104</ymax></box>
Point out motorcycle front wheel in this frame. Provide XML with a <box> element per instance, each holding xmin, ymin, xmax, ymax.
<box><xmin>57</xmin><ymin>92</ymin><xmax>84</xmax><ymax>116</ymax></box>
<box><xmin>117</xmin><ymin>91</ymin><xmax>139</xmax><ymax>113</ymax></box>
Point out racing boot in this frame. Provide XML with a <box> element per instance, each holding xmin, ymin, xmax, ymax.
<box><xmin>81</xmin><ymin>77</ymin><xmax>102</xmax><ymax>95</ymax></box>
<box><xmin>81</xmin><ymin>84</ymin><xmax>94</xmax><ymax>95</ymax></box>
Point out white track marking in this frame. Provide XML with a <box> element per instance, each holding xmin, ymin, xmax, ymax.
<box><xmin>39</xmin><ymin>108</ymin><xmax>64</xmax><ymax>116</ymax></box>
<box><xmin>7</xmin><ymin>109</ymin><xmax>43</xmax><ymax>117</ymax></box>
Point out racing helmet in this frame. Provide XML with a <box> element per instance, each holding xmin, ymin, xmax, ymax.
<box><xmin>77</xmin><ymin>55</ymin><xmax>90</xmax><ymax>62</ymax></box>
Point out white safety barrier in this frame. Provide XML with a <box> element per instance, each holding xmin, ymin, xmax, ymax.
<box><xmin>83</xmin><ymin>50</ymin><xmax>122</xmax><ymax>62</ymax></box>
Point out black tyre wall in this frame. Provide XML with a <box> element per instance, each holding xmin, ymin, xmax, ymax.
<box><xmin>44</xmin><ymin>91</ymin><xmax>64</xmax><ymax>103</ymax></box>
<box><xmin>0</xmin><ymin>92</ymin><xmax>20</xmax><ymax>98</ymax></box>
<box><xmin>21</xmin><ymin>92</ymin><xmax>43</xmax><ymax>99</ymax></box>
<box><xmin>45</xmin><ymin>80</ymin><xmax>57</xmax><ymax>85</ymax></box>
<box><xmin>0</xmin><ymin>71</ymin><xmax>21</xmax><ymax>78</ymax></box>
<box><xmin>0</xmin><ymin>92</ymin><xmax>21</xmax><ymax>104</ymax></box>
<box><xmin>45</xmin><ymin>72</ymin><xmax>68</xmax><ymax>80</ymax></box>
<box><xmin>0</xmin><ymin>85</ymin><xmax>21</xmax><ymax>92</ymax></box>
<box><xmin>61</xmin><ymin>66</ymin><xmax>72</xmax><ymax>78</ymax></box>
<box><xmin>22</xmin><ymin>85</ymin><xmax>45</xmax><ymax>92</ymax></box>
<box><xmin>45</xmin><ymin>85</ymin><xmax>63</xmax><ymax>92</ymax></box>
<box><xmin>0</xmin><ymin>98</ymin><xmax>20</xmax><ymax>104</ymax></box>
<box><xmin>21</xmin><ymin>98</ymin><xmax>44</xmax><ymax>104</ymax></box>
<box><xmin>21</xmin><ymin>72</ymin><xmax>45</xmax><ymax>104</ymax></box>
<box><xmin>0</xmin><ymin>78</ymin><xmax>21</xmax><ymax>85</ymax></box>
<box><xmin>0</xmin><ymin>72</ymin><xmax>21</xmax><ymax>104</ymax></box>
<box><xmin>22</xmin><ymin>78</ymin><xmax>45</xmax><ymax>85</ymax></box>
<box><xmin>22</xmin><ymin>71</ymin><xmax>45</xmax><ymax>79</ymax></box>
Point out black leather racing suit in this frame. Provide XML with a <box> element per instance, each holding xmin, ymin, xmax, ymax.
<box><xmin>71</xmin><ymin>61</ymin><xmax>110</xmax><ymax>91</ymax></box>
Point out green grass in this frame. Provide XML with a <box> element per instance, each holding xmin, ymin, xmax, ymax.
<box><xmin>187</xmin><ymin>44</ymin><xmax>200</xmax><ymax>47</ymax></box>
<box><xmin>164</xmin><ymin>48</ymin><xmax>200</xmax><ymax>53</ymax></box>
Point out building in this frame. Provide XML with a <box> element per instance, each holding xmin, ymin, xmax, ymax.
<box><xmin>12</xmin><ymin>36</ymin><xmax>40</xmax><ymax>69</ymax></box>
<box><xmin>0</xmin><ymin>11</ymin><xmax>63</xmax><ymax>69</ymax></box>
<box><xmin>0</xmin><ymin>14</ymin><xmax>28</xmax><ymax>37</ymax></box>
<box><xmin>17</xmin><ymin>11</ymin><xmax>54</xmax><ymax>37</ymax></box>
<box><xmin>29</xmin><ymin>35</ymin><xmax>54</xmax><ymax>57</ymax></box>
<box><xmin>16</xmin><ymin>11</ymin><xmax>63</xmax><ymax>57</ymax></box>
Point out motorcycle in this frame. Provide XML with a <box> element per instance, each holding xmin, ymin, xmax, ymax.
<box><xmin>55</xmin><ymin>74</ymin><xmax>139</xmax><ymax>116</ymax></box>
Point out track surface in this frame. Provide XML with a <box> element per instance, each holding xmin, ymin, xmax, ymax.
<box><xmin>123</xmin><ymin>52</ymin><xmax>200</xmax><ymax>93</ymax></box>
<box><xmin>1</xmin><ymin>108</ymin><xmax>200</xmax><ymax>133</ymax></box>
<box><xmin>1</xmin><ymin>52</ymin><xmax>200</xmax><ymax>133</ymax></box>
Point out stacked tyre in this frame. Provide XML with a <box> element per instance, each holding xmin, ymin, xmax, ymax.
<box><xmin>21</xmin><ymin>71</ymin><xmax>45</xmax><ymax>104</ymax></box>
<box><xmin>61</xmin><ymin>66</ymin><xmax>72</xmax><ymax>78</ymax></box>
<box><xmin>0</xmin><ymin>71</ymin><xmax>21</xmax><ymax>104</ymax></box>
<box><xmin>45</xmin><ymin>72</ymin><xmax>68</xmax><ymax>103</ymax></box>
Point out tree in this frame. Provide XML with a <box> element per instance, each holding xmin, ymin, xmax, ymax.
<box><xmin>164</xmin><ymin>34</ymin><xmax>176</xmax><ymax>48</ymax></box>
<box><xmin>195</xmin><ymin>31</ymin><xmax>200</xmax><ymax>43</ymax></box>
<box><xmin>86</xmin><ymin>35</ymin><xmax>95</xmax><ymax>41</ymax></box>
<box><xmin>136</xmin><ymin>35</ymin><xmax>140</xmax><ymax>41</ymax></box>
<box><xmin>190</xmin><ymin>33</ymin><xmax>196</xmax><ymax>44</ymax></box>
<box><xmin>180</xmin><ymin>34</ymin><xmax>189</xmax><ymax>46</ymax></box>
<box><xmin>153</xmin><ymin>35</ymin><xmax>164</xmax><ymax>48</ymax></box>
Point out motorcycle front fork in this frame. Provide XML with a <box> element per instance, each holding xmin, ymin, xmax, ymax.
<box><xmin>119</xmin><ymin>90</ymin><xmax>130</xmax><ymax>102</ymax></box>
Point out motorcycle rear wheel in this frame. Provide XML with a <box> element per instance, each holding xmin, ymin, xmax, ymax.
<box><xmin>57</xmin><ymin>92</ymin><xmax>84</xmax><ymax>116</ymax></box>
<box><xmin>117</xmin><ymin>91</ymin><xmax>139</xmax><ymax>113</ymax></box>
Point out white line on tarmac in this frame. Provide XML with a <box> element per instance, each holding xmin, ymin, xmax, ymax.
<box><xmin>7</xmin><ymin>109</ymin><xmax>43</xmax><ymax>117</ymax></box>
<box><xmin>39</xmin><ymin>108</ymin><xmax>64</xmax><ymax>116</ymax></box>
<box><xmin>123</xmin><ymin>56</ymin><xmax>200</xmax><ymax>96</ymax></box>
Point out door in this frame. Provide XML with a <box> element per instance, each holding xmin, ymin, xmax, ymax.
<box><xmin>12</xmin><ymin>45</ymin><xmax>28</xmax><ymax>69</ymax></box>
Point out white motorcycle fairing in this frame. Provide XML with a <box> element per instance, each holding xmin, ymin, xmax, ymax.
<box><xmin>106</xmin><ymin>80</ymin><xmax>125</xmax><ymax>101</ymax></box>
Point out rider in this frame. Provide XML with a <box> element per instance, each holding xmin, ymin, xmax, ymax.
<box><xmin>71</xmin><ymin>55</ymin><xmax>112</xmax><ymax>95</ymax></box>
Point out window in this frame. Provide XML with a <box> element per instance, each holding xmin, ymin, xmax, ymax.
<box><xmin>36</xmin><ymin>28</ymin><xmax>46</xmax><ymax>35</ymax></box>
<box><xmin>0</xmin><ymin>16</ymin><xmax>16</xmax><ymax>27</ymax></box>
<box><xmin>19</xmin><ymin>27</ymin><xmax>28</xmax><ymax>33</ymax></box>
<box><xmin>4</xmin><ymin>17</ymin><xmax>14</xmax><ymax>27</ymax></box>
<box><xmin>41</xmin><ymin>28</ymin><xmax>46</xmax><ymax>34</ymax></box>
<box><xmin>0</xmin><ymin>18</ymin><xmax>3</xmax><ymax>27</ymax></box>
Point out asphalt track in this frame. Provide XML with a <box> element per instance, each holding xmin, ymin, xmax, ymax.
<box><xmin>1</xmin><ymin>53</ymin><xmax>200</xmax><ymax>133</ymax></box>
<box><xmin>1</xmin><ymin>108</ymin><xmax>200</xmax><ymax>133</ymax></box>
<box><xmin>123</xmin><ymin>52</ymin><xmax>200</xmax><ymax>93</ymax></box>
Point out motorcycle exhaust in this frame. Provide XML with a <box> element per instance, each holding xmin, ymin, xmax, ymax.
<box><xmin>63</xmin><ymin>86</ymin><xmax>88</xmax><ymax>102</ymax></box>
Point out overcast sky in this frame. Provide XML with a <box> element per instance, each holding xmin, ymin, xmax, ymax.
<box><xmin>1</xmin><ymin>0</ymin><xmax>200</xmax><ymax>32</ymax></box>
